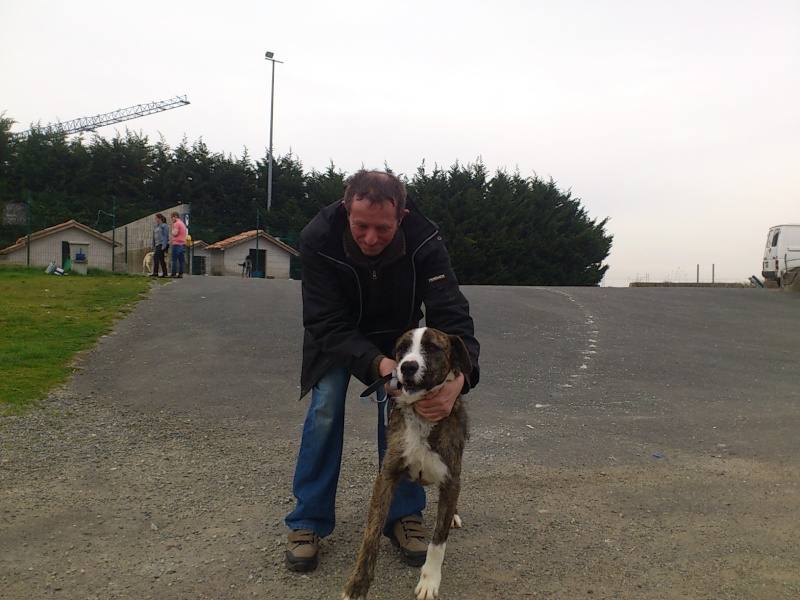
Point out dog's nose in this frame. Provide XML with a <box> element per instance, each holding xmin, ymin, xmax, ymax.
<box><xmin>400</xmin><ymin>361</ymin><xmax>419</xmax><ymax>380</ymax></box>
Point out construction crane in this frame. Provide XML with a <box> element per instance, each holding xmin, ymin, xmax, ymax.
<box><xmin>19</xmin><ymin>95</ymin><xmax>190</xmax><ymax>137</ymax></box>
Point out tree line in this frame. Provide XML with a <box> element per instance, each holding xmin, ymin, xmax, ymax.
<box><xmin>0</xmin><ymin>115</ymin><xmax>612</xmax><ymax>285</ymax></box>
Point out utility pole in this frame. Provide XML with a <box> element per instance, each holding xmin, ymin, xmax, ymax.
<box><xmin>265</xmin><ymin>52</ymin><xmax>283</xmax><ymax>211</ymax></box>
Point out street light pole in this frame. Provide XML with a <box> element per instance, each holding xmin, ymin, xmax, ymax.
<box><xmin>265</xmin><ymin>51</ymin><xmax>283</xmax><ymax>211</ymax></box>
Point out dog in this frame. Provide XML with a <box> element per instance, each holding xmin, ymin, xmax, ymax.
<box><xmin>142</xmin><ymin>251</ymin><xmax>154</xmax><ymax>275</ymax></box>
<box><xmin>343</xmin><ymin>327</ymin><xmax>472</xmax><ymax>600</ymax></box>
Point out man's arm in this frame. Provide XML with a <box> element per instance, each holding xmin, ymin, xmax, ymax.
<box><xmin>406</xmin><ymin>237</ymin><xmax>479</xmax><ymax>421</ymax></box>
<box><xmin>416</xmin><ymin>240</ymin><xmax>480</xmax><ymax>391</ymax></box>
<box><xmin>300</xmin><ymin>237</ymin><xmax>382</xmax><ymax>385</ymax></box>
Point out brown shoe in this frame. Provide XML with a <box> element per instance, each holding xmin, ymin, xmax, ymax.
<box><xmin>390</xmin><ymin>516</ymin><xmax>429</xmax><ymax>566</ymax></box>
<box><xmin>285</xmin><ymin>529</ymin><xmax>319</xmax><ymax>572</ymax></box>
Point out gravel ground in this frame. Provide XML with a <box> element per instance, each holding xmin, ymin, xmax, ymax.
<box><xmin>2</xmin><ymin>280</ymin><xmax>799</xmax><ymax>599</ymax></box>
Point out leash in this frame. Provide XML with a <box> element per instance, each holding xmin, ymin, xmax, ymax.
<box><xmin>359</xmin><ymin>370</ymin><xmax>400</xmax><ymax>402</ymax></box>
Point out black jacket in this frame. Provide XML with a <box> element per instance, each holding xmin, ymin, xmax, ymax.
<box><xmin>299</xmin><ymin>198</ymin><xmax>480</xmax><ymax>399</ymax></box>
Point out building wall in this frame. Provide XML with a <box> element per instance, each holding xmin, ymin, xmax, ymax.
<box><xmin>187</xmin><ymin>245</ymin><xmax>211</xmax><ymax>276</ymax></box>
<box><xmin>0</xmin><ymin>228</ymin><xmax>115</xmax><ymax>271</ymax></box>
<box><xmin>105</xmin><ymin>204</ymin><xmax>190</xmax><ymax>274</ymax></box>
<box><xmin>208</xmin><ymin>242</ymin><xmax>293</xmax><ymax>278</ymax></box>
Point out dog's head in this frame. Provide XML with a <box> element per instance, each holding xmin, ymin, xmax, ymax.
<box><xmin>393</xmin><ymin>327</ymin><xmax>472</xmax><ymax>402</ymax></box>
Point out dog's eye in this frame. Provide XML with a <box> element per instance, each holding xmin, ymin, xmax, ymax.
<box><xmin>395</xmin><ymin>342</ymin><xmax>410</xmax><ymax>357</ymax></box>
<box><xmin>422</xmin><ymin>343</ymin><xmax>441</xmax><ymax>354</ymax></box>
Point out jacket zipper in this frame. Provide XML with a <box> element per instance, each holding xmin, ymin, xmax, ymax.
<box><xmin>318</xmin><ymin>252</ymin><xmax>364</xmax><ymax>324</ymax></box>
<box><xmin>318</xmin><ymin>227</ymin><xmax>438</xmax><ymax>331</ymax></box>
<box><xmin>406</xmin><ymin>229</ymin><xmax>438</xmax><ymax>327</ymax></box>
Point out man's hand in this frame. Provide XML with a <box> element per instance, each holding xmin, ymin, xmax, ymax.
<box><xmin>413</xmin><ymin>372</ymin><xmax>464</xmax><ymax>423</ymax></box>
<box><xmin>379</xmin><ymin>357</ymin><xmax>400</xmax><ymax>396</ymax></box>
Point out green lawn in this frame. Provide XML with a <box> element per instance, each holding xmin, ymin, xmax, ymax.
<box><xmin>0</xmin><ymin>266</ymin><xmax>155</xmax><ymax>413</ymax></box>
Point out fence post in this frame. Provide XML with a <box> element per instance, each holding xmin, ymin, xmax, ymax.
<box><xmin>26</xmin><ymin>191</ymin><xmax>32</xmax><ymax>268</ymax></box>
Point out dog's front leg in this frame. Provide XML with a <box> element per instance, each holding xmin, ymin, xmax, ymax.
<box><xmin>342</xmin><ymin>466</ymin><xmax>400</xmax><ymax>600</ymax></box>
<box><xmin>415</xmin><ymin>477</ymin><xmax>460</xmax><ymax>600</ymax></box>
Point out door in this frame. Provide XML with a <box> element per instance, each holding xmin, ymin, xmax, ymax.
<box><xmin>248</xmin><ymin>249</ymin><xmax>266</xmax><ymax>278</ymax></box>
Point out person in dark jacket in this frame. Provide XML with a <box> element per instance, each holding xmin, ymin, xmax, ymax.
<box><xmin>284</xmin><ymin>170</ymin><xmax>480</xmax><ymax>573</ymax></box>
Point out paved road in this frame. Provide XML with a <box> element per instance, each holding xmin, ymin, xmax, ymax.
<box><xmin>10</xmin><ymin>276</ymin><xmax>799</xmax><ymax>599</ymax></box>
<box><xmin>75</xmin><ymin>277</ymin><xmax>800</xmax><ymax>466</ymax></box>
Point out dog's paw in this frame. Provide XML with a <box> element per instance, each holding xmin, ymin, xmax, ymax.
<box><xmin>415</xmin><ymin>543</ymin><xmax>445</xmax><ymax>599</ymax></box>
<box><xmin>451</xmin><ymin>513</ymin><xmax>462</xmax><ymax>528</ymax></box>
<box><xmin>414</xmin><ymin>570</ymin><xmax>441</xmax><ymax>600</ymax></box>
<box><xmin>342</xmin><ymin>581</ymin><xmax>368</xmax><ymax>600</ymax></box>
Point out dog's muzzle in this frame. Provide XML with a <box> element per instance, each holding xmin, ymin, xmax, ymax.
<box><xmin>399</xmin><ymin>360</ymin><xmax>420</xmax><ymax>382</ymax></box>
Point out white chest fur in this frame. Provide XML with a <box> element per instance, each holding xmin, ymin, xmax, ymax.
<box><xmin>401</xmin><ymin>412</ymin><xmax>449</xmax><ymax>485</ymax></box>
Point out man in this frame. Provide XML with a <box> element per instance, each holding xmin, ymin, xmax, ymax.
<box><xmin>169</xmin><ymin>212</ymin><xmax>187</xmax><ymax>278</ymax></box>
<box><xmin>285</xmin><ymin>169</ymin><xmax>480</xmax><ymax>572</ymax></box>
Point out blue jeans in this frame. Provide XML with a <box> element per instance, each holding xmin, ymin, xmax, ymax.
<box><xmin>171</xmin><ymin>244</ymin><xmax>186</xmax><ymax>275</ymax></box>
<box><xmin>285</xmin><ymin>363</ymin><xmax>425</xmax><ymax>538</ymax></box>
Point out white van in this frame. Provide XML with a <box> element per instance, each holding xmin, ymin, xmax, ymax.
<box><xmin>762</xmin><ymin>224</ymin><xmax>800</xmax><ymax>285</ymax></box>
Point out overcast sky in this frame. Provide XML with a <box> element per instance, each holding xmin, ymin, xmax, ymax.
<box><xmin>2</xmin><ymin>0</ymin><xmax>798</xmax><ymax>286</ymax></box>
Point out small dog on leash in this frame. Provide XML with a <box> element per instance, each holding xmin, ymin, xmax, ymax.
<box><xmin>142</xmin><ymin>252</ymin><xmax>154</xmax><ymax>275</ymax></box>
<box><xmin>343</xmin><ymin>327</ymin><xmax>472</xmax><ymax>600</ymax></box>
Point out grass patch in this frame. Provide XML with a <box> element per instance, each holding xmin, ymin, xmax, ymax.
<box><xmin>0</xmin><ymin>266</ymin><xmax>154</xmax><ymax>414</ymax></box>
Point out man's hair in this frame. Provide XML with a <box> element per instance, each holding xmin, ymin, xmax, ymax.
<box><xmin>343</xmin><ymin>170</ymin><xmax>406</xmax><ymax>219</ymax></box>
<box><xmin>170</xmin><ymin>211</ymin><xmax>180</xmax><ymax>219</ymax></box>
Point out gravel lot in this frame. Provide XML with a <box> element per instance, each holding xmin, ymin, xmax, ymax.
<box><xmin>2</xmin><ymin>278</ymin><xmax>799</xmax><ymax>599</ymax></box>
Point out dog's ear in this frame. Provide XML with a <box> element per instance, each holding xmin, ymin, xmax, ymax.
<box><xmin>448</xmin><ymin>334</ymin><xmax>472</xmax><ymax>376</ymax></box>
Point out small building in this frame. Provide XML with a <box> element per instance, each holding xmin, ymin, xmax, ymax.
<box><xmin>0</xmin><ymin>220</ymin><xmax>121</xmax><ymax>272</ymax></box>
<box><xmin>188</xmin><ymin>239</ymin><xmax>211</xmax><ymax>275</ymax></box>
<box><xmin>205</xmin><ymin>230</ymin><xmax>299</xmax><ymax>278</ymax></box>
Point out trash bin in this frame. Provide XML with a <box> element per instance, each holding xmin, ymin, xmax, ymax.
<box><xmin>70</xmin><ymin>243</ymin><xmax>88</xmax><ymax>275</ymax></box>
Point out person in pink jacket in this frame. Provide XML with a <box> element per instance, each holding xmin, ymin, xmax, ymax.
<box><xmin>170</xmin><ymin>212</ymin><xmax>188</xmax><ymax>278</ymax></box>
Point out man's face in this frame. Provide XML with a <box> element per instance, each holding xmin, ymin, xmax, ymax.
<box><xmin>346</xmin><ymin>197</ymin><xmax>407</xmax><ymax>257</ymax></box>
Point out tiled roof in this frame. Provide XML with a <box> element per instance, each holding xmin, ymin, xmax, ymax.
<box><xmin>0</xmin><ymin>219</ymin><xmax>122</xmax><ymax>254</ymax></box>
<box><xmin>205</xmin><ymin>230</ymin><xmax>299</xmax><ymax>256</ymax></box>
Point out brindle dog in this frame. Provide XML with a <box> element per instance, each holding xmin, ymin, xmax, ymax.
<box><xmin>343</xmin><ymin>327</ymin><xmax>472</xmax><ymax>600</ymax></box>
